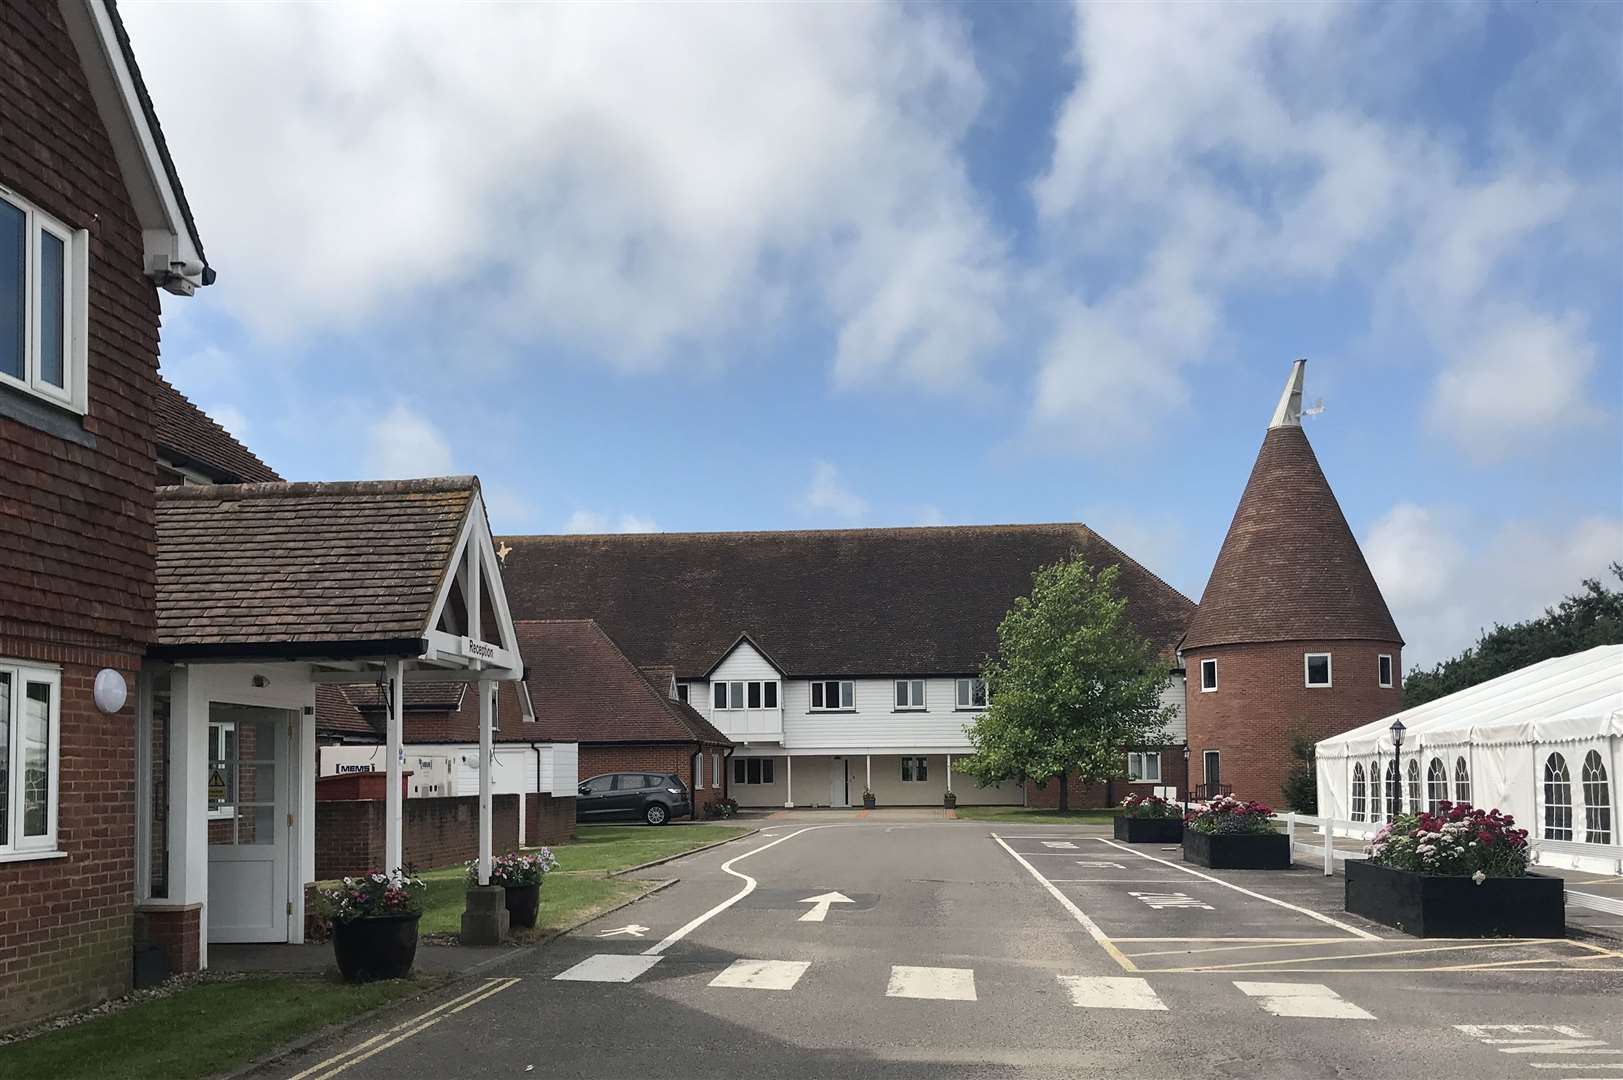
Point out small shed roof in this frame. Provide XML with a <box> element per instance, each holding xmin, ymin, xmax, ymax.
<box><xmin>1317</xmin><ymin>645</ymin><xmax>1623</xmax><ymax>757</ymax></box>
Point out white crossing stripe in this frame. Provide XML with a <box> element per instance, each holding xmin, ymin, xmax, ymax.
<box><xmin>1041</xmin><ymin>841</ymin><xmax>1078</xmax><ymax>849</ymax></box>
<box><xmin>1057</xmin><ymin>975</ymin><xmax>1167</xmax><ymax>1011</ymax></box>
<box><xmin>708</xmin><ymin>959</ymin><xmax>811</xmax><ymax>991</ymax></box>
<box><xmin>1129</xmin><ymin>891</ymin><xmax>1213</xmax><ymax>910</ymax></box>
<box><xmin>1234</xmin><ymin>981</ymin><xmax>1374</xmax><ymax>1019</ymax></box>
<box><xmin>886</xmin><ymin>965</ymin><xmax>977</xmax><ymax>1001</ymax></box>
<box><xmin>553</xmin><ymin>954</ymin><xmax>663</xmax><ymax>983</ymax></box>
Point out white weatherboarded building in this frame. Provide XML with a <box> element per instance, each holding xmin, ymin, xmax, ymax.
<box><xmin>1316</xmin><ymin>645</ymin><xmax>1622</xmax><ymax>873</ymax></box>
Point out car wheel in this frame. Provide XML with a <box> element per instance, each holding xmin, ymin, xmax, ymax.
<box><xmin>644</xmin><ymin>803</ymin><xmax>669</xmax><ymax>826</ymax></box>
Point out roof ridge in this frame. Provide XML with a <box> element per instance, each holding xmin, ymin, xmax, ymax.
<box><xmin>159</xmin><ymin>476</ymin><xmax>480</xmax><ymax>500</ymax></box>
<box><xmin>498</xmin><ymin>521</ymin><xmax>1098</xmax><ymax>543</ymax></box>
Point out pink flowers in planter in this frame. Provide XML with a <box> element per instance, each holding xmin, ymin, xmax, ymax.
<box><xmin>318</xmin><ymin>868</ymin><xmax>426</xmax><ymax>924</ymax></box>
<box><xmin>464</xmin><ymin>849</ymin><xmax>560</xmax><ymax>888</ymax></box>
<box><xmin>1365</xmin><ymin>802</ymin><xmax>1529</xmax><ymax>879</ymax></box>
<box><xmin>1118</xmin><ymin>792</ymin><xmax>1181</xmax><ymax>819</ymax></box>
<box><xmin>1186</xmin><ymin>795</ymin><xmax>1276</xmax><ymax>835</ymax></box>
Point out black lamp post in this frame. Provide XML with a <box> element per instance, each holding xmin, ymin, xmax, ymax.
<box><xmin>1182</xmin><ymin>744</ymin><xmax>1191</xmax><ymax>817</ymax></box>
<box><xmin>1389</xmin><ymin>719</ymin><xmax>1406</xmax><ymax>815</ymax></box>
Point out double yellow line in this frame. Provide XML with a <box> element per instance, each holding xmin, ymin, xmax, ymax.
<box><xmin>287</xmin><ymin>977</ymin><xmax>521</xmax><ymax>1080</ymax></box>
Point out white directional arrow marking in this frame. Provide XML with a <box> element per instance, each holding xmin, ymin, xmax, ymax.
<box><xmin>797</xmin><ymin>892</ymin><xmax>855</xmax><ymax>923</ymax></box>
<box><xmin>597</xmin><ymin>923</ymin><xmax>650</xmax><ymax>938</ymax></box>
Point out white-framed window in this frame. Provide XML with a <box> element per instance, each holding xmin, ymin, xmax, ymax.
<box><xmin>714</xmin><ymin>680</ymin><xmax>779</xmax><ymax>711</ymax></box>
<box><xmin>0</xmin><ymin>662</ymin><xmax>62</xmax><ymax>858</ymax></box>
<box><xmin>1426</xmin><ymin>757</ymin><xmax>1447</xmax><ymax>812</ymax></box>
<box><xmin>712</xmin><ymin>753</ymin><xmax>721</xmax><ymax>789</ymax></box>
<box><xmin>1199</xmin><ymin>659</ymin><xmax>1217</xmax><ymax>692</ymax></box>
<box><xmin>1351</xmin><ymin>763</ymin><xmax>1367</xmax><ymax>822</ymax></box>
<box><xmin>1304</xmin><ymin>653</ymin><xmax>1332</xmax><ymax>687</ymax></box>
<box><xmin>900</xmin><ymin>756</ymin><xmax>929</xmax><ymax>782</ymax></box>
<box><xmin>1368</xmin><ymin>760</ymin><xmax>1382</xmax><ymax>821</ymax></box>
<box><xmin>1454</xmin><ymin>756</ymin><xmax>1471</xmax><ymax>805</ymax></box>
<box><xmin>1377</xmin><ymin>654</ymin><xmax>1393</xmax><ymax>688</ymax></box>
<box><xmin>811</xmin><ymin>680</ymin><xmax>854</xmax><ymax>711</ymax></box>
<box><xmin>675</xmin><ymin>684</ymin><xmax>688</xmax><ymax>703</ymax></box>
<box><xmin>207</xmin><ymin>720</ymin><xmax>237</xmax><ymax>820</ymax></box>
<box><xmin>692</xmin><ymin>752</ymin><xmax>703</xmax><ymax>790</ymax></box>
<box><xmin>1543</xmin><ymin>753</ymin><xmax>1573</xmax><ymax>841</ymax></box>
<box><xmin>1406</xmin><ymin>759</ymin><xmax>1420</xmax><ymax>812</ymax></box>
<box><xmin>0</xmin><ymin>187</ymin><xmax>87</xmax><ymax>414</ymax></box>
<box><xmin>732</xmin><ymin>757</ymin><xmax>776</xmax><ymax>785</ymax></box>
<box><xmin>894</xmin><ymin>680</ymin><xmax>925</xmax><ymax>710</ymax></box>
<box><xmin>1384</xmin><ymin>759</ymin><xmax>1401</xmax><ymax>817</ymax></box>
<box><xmin>1127</xmin><ymin>751</ymin><xmax>1161</xmax><ymax>783</ymax></box>
<box><xmin>1581</xmin><ymin>750</ymin><xmax>1611</xmax><ymax>845</ymax></box>
<box><xmin>955</xmin><ymin>678</ymin><xmax>986</xmax><ymax>710</ymax></box>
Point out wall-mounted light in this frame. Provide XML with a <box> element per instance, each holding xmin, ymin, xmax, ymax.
<box><xmin>93</xmin><ymin>669</ymin><xmax>127</xmax><ymax>714</ymax></box>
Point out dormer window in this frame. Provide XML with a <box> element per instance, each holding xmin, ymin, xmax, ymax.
<box><xmin>0</xmin><ymin>188</ymin><xmax>86</xmax><ymax>414</ymax></box>
<box><xmin>1305</xmin><ymin>653</ymin><xmax>1332</xmax><ymax>688</ymax></box>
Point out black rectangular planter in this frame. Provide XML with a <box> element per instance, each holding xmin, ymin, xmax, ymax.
<box><xmin>1344</xmin><ymin>859</ymin><xmax>1565</xmax><ymax>938</ymax></box>
<box><xmin>1113</xmin><ymin>816</ymin><xmax>1184</xmax><ymax>843</ymax></box>
<box><xmin>1182</xmin><ymin>829</ymin><xmax>1290</xmax><ymax>869</ymax></box>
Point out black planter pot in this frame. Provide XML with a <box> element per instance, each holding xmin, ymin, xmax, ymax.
<box><xmin>504</xmin><ymin>882</ymin><xmax>541</xmax><ymax>930</ymax></box>
<box><xmin>1113</xmin><ymin>816</ymin><xmax>1184</xmax><ymax>843</ymax></box>
<box><xmin>863</xmin><ymin>796</ymin><xmax>876</xmax><ymax>809</ymax></box>
<box><xmin>1183</xmin><ymin>829</ymin><xmax>1290</xmax><ymax>869</ymax></box>
<box><xmin>1344</xmin><ymin>859</ymin><xmax>1565</xmax><ymax>938</ymax></box>
<box><xmin>943</xmin><ymin>794</ymin><xmax>958</xmax><ymax>810</ymax></box>
<box><xmin>332</xmin><ymin>912</ymin><xmax>420</xmax><ymax>982</ymax></box>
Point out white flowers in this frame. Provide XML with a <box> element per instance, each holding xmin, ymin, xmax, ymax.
<box><xmin>1471</xmin><ymin>870</ymin><xmax>1487</xmax><ymax>885</ymax></box>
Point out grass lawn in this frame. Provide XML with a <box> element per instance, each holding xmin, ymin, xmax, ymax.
<box><xmin>0</xmin><ymin>975</ymin><xmax>429</xmax><ymax>1080</ymax></box>
<box><xmin>547</xmin><ymin>824</ymin><xmax>751</xmax><ymax>873</ymax></box>
<box><xmin>953</xmin><ymin>806</ymin><xmax>1119</xmax><ymax>825</ymax></box>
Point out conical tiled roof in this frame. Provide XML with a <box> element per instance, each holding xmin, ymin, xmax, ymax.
<box><xmin>1182</xmin><ymin>364</ymin><xmax>1401</xmax><ymax>651</ymax></box>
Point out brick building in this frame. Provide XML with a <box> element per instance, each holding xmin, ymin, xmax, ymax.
<box><xmin>1181</xmin><ymin>361</ymin><xmax>1404</xmax><ymax>806</ymax></box>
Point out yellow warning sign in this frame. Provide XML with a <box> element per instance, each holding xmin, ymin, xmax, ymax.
<box><xmin>208</xmin><ymin>768</ymin><xmax>227</xmax><ymax>805</ymax></box>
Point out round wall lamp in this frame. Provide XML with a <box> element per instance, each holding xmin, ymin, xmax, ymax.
<box><xmin>93</xmin><ymin>669</ymin><xmax>128</xmax><ymax>715</ymax></box>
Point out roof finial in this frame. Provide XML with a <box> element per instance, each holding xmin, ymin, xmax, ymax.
<box><xmin>1268</xmin><ymin>358</ymin><xmax>1307</xmax><ymax>429</ymax></box>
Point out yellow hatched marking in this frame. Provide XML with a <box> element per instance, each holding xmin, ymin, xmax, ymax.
<box><xmin>1127</xmin><ymin>938</ymin><xmax>1369</xmax><ymax>959</ymax></box>
<box><xmin>1160</xmin><ymin>937</ymin><xmax>1573</xmax><ymax>972</ymax></box>
<box><xmin>1437</xmin><ymin>952</ymin><xmax>1623</xmax><ymax>971</ymax></box>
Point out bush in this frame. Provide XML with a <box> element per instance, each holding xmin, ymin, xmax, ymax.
<box><xmin>317</xmin><ymin>869</ymin><xmax>426</xmax><ymax>924</ymax></box>
<box><xmin>703</xmin><ymin>797</ymin><xmax>740</xmax><ymax>820</ymax></box>
<box><xmin>464</xmin><ymin>849</ymin><xmax>558</xmax><ymax>888</ymax></box>
<box><xmin>1281</xmin><ymin>735</ymin><xmax>1317</xmax><ymax>814</ymax></box>
<box><xmin>1118</xmin><ymin>792</ymin><xmax>1180</xmax><ymax>819</ymax></box>
<box><xmin>1365</xmin><ymin>803</ymin><xmax>1529</xmax><ymax>879</ymax></box>
<box><xmin>1186</xmin><ymin>795</ymin><xmax>1275</xmax><ymax>835</ymax></box>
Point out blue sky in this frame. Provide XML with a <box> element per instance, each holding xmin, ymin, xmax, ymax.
<box><xmin>124</xmin><ymin>2</ymin><xmax>1620</xmax><ymax>668</ymax></box>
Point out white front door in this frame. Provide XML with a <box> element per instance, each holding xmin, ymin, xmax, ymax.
<box><xmin>830</xmin><ymin>757</ymin><xmax>849</xmax><ymax>807</ymax></box>
<box><xmin>207</xmin><ymin>705</ymin><xmax>291</xmax><ymax>943</ymax></box>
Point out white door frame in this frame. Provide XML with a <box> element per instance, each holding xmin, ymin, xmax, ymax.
<box><xmin>206</xmin><ymin>703</ymin><xmax>293</xmax><ymax>944</ymax></box>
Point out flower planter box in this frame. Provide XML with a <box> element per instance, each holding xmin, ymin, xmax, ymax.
<box><xmin>1182</xmin><ymin>829</ymin><xmax>1290</xmax><ymax>869</ymax></box>
<box><xmin>504</xmin><ymin>883</ymin><xmax>541</xmax><ymax>930</ymax></box>
<box><xmin>1344</xmin><ymin>859</ymin><xmax>1565</xmax><ymax>938</ymax></box>
<box><xmin>1113</xmin><ymin>816</ymin><xmax>1183</xmax><ymax>843</ymax></box>
<box><xmin>332</xmin><ymin>912</ymin><xmax>420</xmax><ymax>982</ymax></box>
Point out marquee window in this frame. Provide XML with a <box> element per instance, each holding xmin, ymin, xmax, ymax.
<box><xmin>1543</xmin><ymin>753</ymin><xmax>1573</xmax><ymax>841</ymax></box>
<box><xmin>1425</xmin><ymin>758</ymin><xmax>1447</xmax><ymax>813</ymax></box>
<box><xmin>0</xmin><ymin>187</ymin><xmax>86</xmax><ymax>413</ymax></box>
<box><xmin>1384</xmin><ymin>759</ymin><xmax>1401</xmax><ymax>818</ymax></box>
<box><xmin>0</xmin><ymin>663</ymin><xmax>61</xmax><ymax>858</ymax></box>
<box><xmin>1406</xmin><ymin>759</ymin><xmax>1421</xmax><ymax>813</ymax></box>
<box><xmin>1350</xmin><ymin>764</ymin><xmax>1366</xmax><ymax>821</ymax></box>
<box><xmin>1582</xmin><ymin>750</ymin><xmax>1611</xmax><ymax>845</ymax></box>
<box><xmin>1454</xmin><ymin>757</ymin><xmax>1471</xmax><ymax>805</ymax></box>
<box><xmin>1368</xmin><ymin>760</ymin><xmax>1381</xmax><ymax>821</ymax></box>
<box><xmin>811</xmin><ymin>681</ymin><xmax>853</xmax><ymax>711</ymax></box>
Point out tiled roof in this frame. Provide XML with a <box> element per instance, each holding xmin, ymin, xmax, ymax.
<box><xmin>340</xmin><ymin>681</ymin><xmax>469</xmax><ymax>713</ymax></box>
<box><xmin>153</xmin><ymin>375</ymin><xmax>281</xmax><ymax>484</ymax></box>
<box><xmin>315</xmin><ymin>685</ymin><xmax>373</xmax><ymax>739</ymax></box>
<box><xmin>496</xmin><ymin>525</ymin><xmax>1194</xmax><ymax>677</ymax></box>
<box><xmin>1182</xmin><ymin>426</ymin><xmax>1402</xmax><ymax>650</ymax></box>
<box><xmin>520</xmin><ymin>620</ymin><xmax>733</xmax><ymax>745</ymax></box>
<box><xmin>153</xmin><ymin>477</ymin><xmax>476</xmax><ymax>655</ymax></box>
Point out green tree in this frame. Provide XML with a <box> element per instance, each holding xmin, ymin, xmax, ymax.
<box><xmin>1280</xmin><ymin>734</ymin><xmax>1317</xmax><ymax>814</ymax></box>
<box><xmin>1403</xmin><ymin>564</ymin><xmax>1623</xmax><ymax>708</ymax></box>
<box><xmin>957</xmin><ymin>557</ymin><xmax>1174</xmax><ymax>811</ymax></box>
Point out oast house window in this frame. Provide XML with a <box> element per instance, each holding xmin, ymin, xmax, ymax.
<box><xmin>1304</xmin><ymin>653</ymin><xmax>1332</xmax><ymax>687</ymax></box>
<box><xmin>732</xmin><ymin>758</ymin><xmax>776</xmax><ymax>786</ymax></box>
<box><xmin>894</xmin><ymin>680</ymin><xmax>925</xmax><ymax>710</ymax></box>
<box><xmin>0</xmin><ymin>188</ymin><xmax>87</xmax><ymax>414</ymax></box>
<box><xmin>900</xmin><ymin>756</ymin><xmax>929</xmax><ymax>783</ymax></box>
<box><xmin>0</xmin><ymin>662</ymin><xmax>61</xmax><ymax>856</ymax></box>
<box><xmin>1378</xmin><ymin>654</ymin><xmax>1393</xmax><ymax>688</ymax></box>
<box><xmin>955</xmin><ymin>678</ymin><xmax>986</xmax><ymax>709</ymax></box>
<box><xmin>1127</xmin><ymin>752</ymin><xmax>1161</xmax><ymax>783</ymax></box>
<box><xmin>811</xmin><ymin>681</ymin><xmax>853</xmax><ymax>711</ymax></box>
<box><xmin>1200</xmin><ymin>659</ymin><xmax>1217</xmax><ymax>692</ymax></box>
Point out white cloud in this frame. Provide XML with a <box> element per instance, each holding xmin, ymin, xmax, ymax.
<box><xmin>1365</xmin><ymin>502</ymin><xmax>1623</xmax><ymax>668</ymax></box>
<box><xmin>799</xmin><ymin>462</ymin><xmax>867</xmax><ymax>523</ymax></box>
<box><xmin>1081</xmin><ymin>507</ymin><xmax>1198</xmax><ymax>600</ymax></box>
<box><xmin>363</xmin><ymin>402</ymin><xmax>455</xmax><ymax>479</ymax></box>
<box><xmin>563</xmin><ymin>511</ymin><xmax>657</xmax><ymax>535</ymax></box>
<box><xmin>123</xmin><ymin>4</ymin><xmax>1009</xmax><ymax>393</ymax></box>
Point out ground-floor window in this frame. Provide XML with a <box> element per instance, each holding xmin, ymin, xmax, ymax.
<box><xmin>1581</xmin><ymin>750</ymin><xmax>1610</xmax><ymax>845</ymax></box>
<box><xmin>0</xmin><ymin>662</ymin><xmax>60</xmax><ymax>855</ymax></box>
<box><xmin>900</xmin><ymin>756</ymin><xmax>929</xmax><ymax>782</ymax></box>
<box><xmin>712</xmin><ymin>753</ymin><xmax>722</xmax><ymax>789</ymax></box>
<box><xmin>1127</xmin><ymin>751</ymin><xmax>1161</xmax><ymax>782</ymax></box>
<box><xmin>693</xmin><ymin>752</ymin><xmax>704</xmax><ymax>790</ymax></box>
<box><xmin>1543</xmin><ymin>753</ymin><xmax>1573</xmax><ymax>841</ymax></box>
<box><xmin>733</xmin><ymin>757</ymin><xmax>776</xmax><ymax>785</ymax></box>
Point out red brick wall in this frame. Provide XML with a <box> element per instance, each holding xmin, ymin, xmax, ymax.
<box><xmin>314</xmin><ymin>795</ymin><xmax>521</xmax><ymax>880</ymax></box>
<box><xmin>0</xmin><ymin>1</ymin><xmax>167</xmax><ymax>1031</ymax></box>
<box><xmin>1022</xmin><ymin>745</ymin><xmax>1189</xmax><ymax>809</ymax></box>
<box><xmin>578</xmin><ymin>743</ymin><xmax>729</xmax><ymax>819</ymax></box>
<box><xmin>525</xmin><ymin>793</ymin><xmax>575</xmax><ymax>847</ymax></box>
<box><xmin>134</xmin><ymin>905</ymin><xmax>199</xmax><ymax>977</ymax></box>
<box><xmin>1184</xmin><ymin>640</ymin><xmax>1403</xmax><ymax>806</ymax></box>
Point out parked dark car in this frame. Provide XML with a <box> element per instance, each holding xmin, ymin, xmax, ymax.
<box><xmin>576</xmin><ymin>772</ymin><xmax>691</xmax><ymax>825</ymax></box>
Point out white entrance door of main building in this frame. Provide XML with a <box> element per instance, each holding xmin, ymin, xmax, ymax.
<box><xmin>206</xmin><ymin>704</ymin><xmax>291</xmax><ymax>943</ymax></box>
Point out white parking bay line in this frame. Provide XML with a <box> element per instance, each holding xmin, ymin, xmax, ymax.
<box><xmin>1057</xmin><ymin>975</ymin><xmax>1167</xmax><ymax>1011</ymax></box>
<box><xmin>886</xmin><ymin>965</ymin><xmax>977</xmax><ymax>1001</ymax></box>
<box><xmin>1042</xmin><ymin>841</ymin><xmax>1079</xmax><ymax>849</ymax></box>
<box><xmin>1234</xmin><ymin>981</ymin><xmax>1375</xmax><ymax>1019</ymax></box>
<box><xmin>553</xmin><ymin>954</ymin><xmax>664</xmax><ymax>983</ymax></box>
<box><xmin>708</xmin><ymin>959</ymin><xmax>811</xmax><ymax>991</ymax></box>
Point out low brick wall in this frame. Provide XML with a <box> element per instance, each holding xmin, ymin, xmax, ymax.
<box><xmin>1023</xmin><ymin>748</ymin><xmax>1189</xmax><ymax>809</ymax></box>
<box><xmin>134</xmin><ymin>905</ymin><xmax>201</xmax><ymax>976</ymax></box>
<box><xmin>314</xmin><ymin>795</ymin><xmax>520</xmax><ymax>880</ymax></box>
<box><xmin>525</xmin><ymin>793</ymin><xmax>576</xmax><ymax>847</ymax></box>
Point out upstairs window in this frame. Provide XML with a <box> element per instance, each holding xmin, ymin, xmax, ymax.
<box><xmin>1200</xmin><ymin>659</ymin><xmax>1217</xmax><ymax>692</ymax></box>
<box><xmin>1304</xmin><ymin>653</ymin><xmax>1332</xmax><ymax>688</ymax></box>
<box><xmin>1378</xmin><ymin>654</ymin><xmax>1394</xmax><ymax>688</ymax></box>
<box><xmin>715</xmin><ymin>680</ymin><xmax>779</xmax><ymax>710</ymax></box>
<box><xmin>675</xmin><ymin>684</ymin><xmax>688</xmax><ymax>703</ymax></box>
<box><xmin>811</xmin><ymin>681</ymin><xmax>853</xmax><ymax>711</ymax></box>
<box><xmin>0</xmin><ymin>188</ymin><xmax>86</xmax><ymax>414</ymax></box>
<box><xmin>0</xmin><ymin>662</ymin><xmax>61</xmax><ymax>857</ymax></box>
<box><xmin>894</xmin><ymin>680</ymin><xmax>925</xmax><ymax>710</ymax></box>
<box><xmin>955</xmin><ymin>678</ymin><xmax>987</xmax><ymax>709</ymax></box>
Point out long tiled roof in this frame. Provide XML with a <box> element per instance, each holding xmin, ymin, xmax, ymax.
<box><xmin>153</xmin><ymin>375</ymin><xmax>281</xmax><ymax>483</ymax></box>
<box><xmin>496</xmin><ymin>525</ymin><xmax>1194</xmax><ymax>678</ymax></box>
<box><xmin>1182</xmin><ymin>426</ymin><xmax>1401</xmax><ymax>650</ymax></box>
<box><xmin>153</xmin><ymin>477</ymin><xmax>475</xmax><ymax>655</ymax></box>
